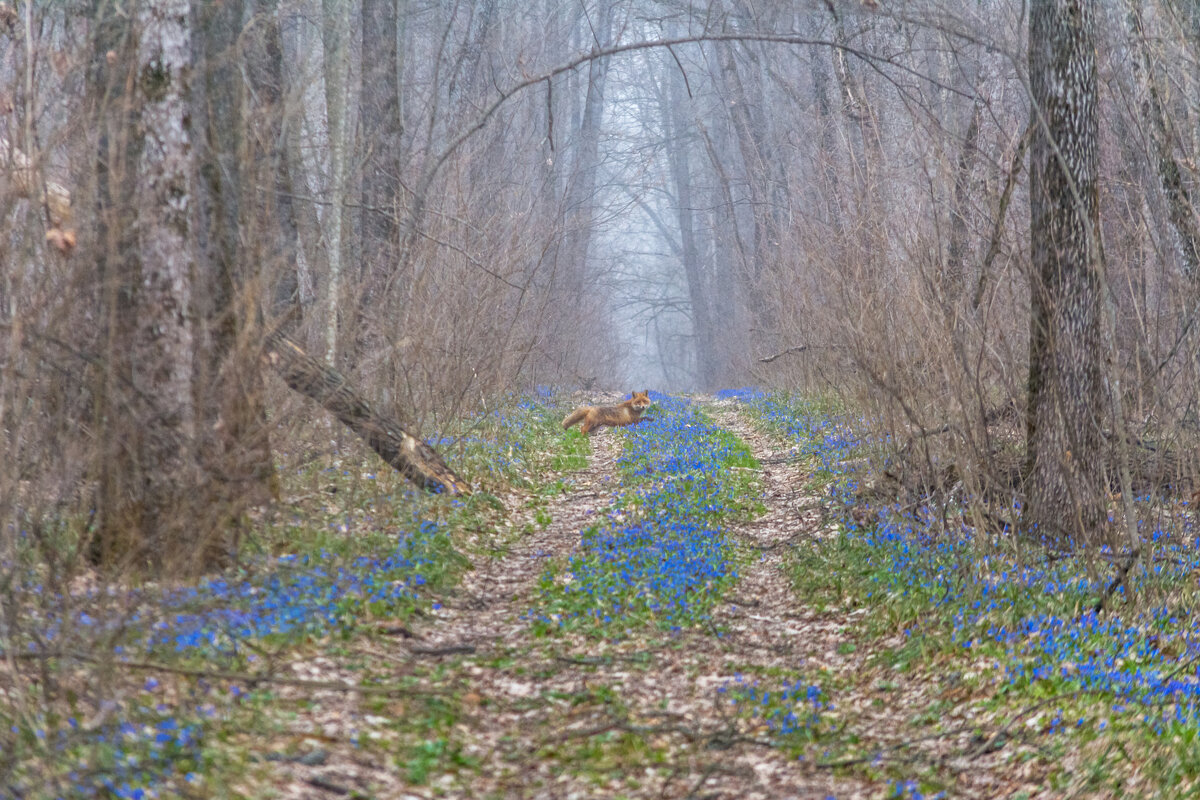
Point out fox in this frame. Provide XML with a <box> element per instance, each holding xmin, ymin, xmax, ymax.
<box><xmin>562</xmin><ymin>390</ymin><xmax>652</xmax><ymax>434</ymax></box>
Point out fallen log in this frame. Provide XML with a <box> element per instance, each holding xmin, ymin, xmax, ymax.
<box><xmin>262</xmin><ymin>332</ymin><xmax>471</xmax><ymax>496</ymax></box>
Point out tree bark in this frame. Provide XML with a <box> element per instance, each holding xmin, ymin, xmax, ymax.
<box><xmin>1025</xmin><ymin>0</ymin><xmax>1107</xmax><ymax>546</ymax></box>
<box><xmin>322</xmin><ymin>0</ymin><xmax>352</xmax><ymax>364</ymax></box>
<box><xmin>90</xmin><ymin>0</ymin><xmax>141</xmax><ymax>570</ymax></box>
<box><xmin>360</xmin><ymin>0</ymin><xmax>404</xmax><ymax>304</ymax></box>
<box><xmin>245</xmin><ymin>0</ymin><xmax>303</xmax><ymax>317</ymax></box>
<box><xmin>93</xmin><ymin>0</ymin><xmax>200</xmax><ymax>572</ymax></box>
<box><xmin>193</xmin><ymin>0</ymin><xmax>277</xmax><ymax>528</ymax></box>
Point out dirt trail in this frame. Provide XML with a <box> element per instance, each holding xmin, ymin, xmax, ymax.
<box><xmin>262</xmin><ymin>397</ymin><xmax>892</xmax><ymax>799</ymax></box>
<box><xmin>258</xmin><ymin>425</ymin><xmax>623</xmax><ymax>798</ymax></box>
<box><xmin>707</xmin><ymin>401</ymin><xmax>1040</xmax><ymax>800</ymax></box>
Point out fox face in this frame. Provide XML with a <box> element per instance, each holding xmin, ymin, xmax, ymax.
<box><xmin>628</xmin><ymin>390</ymin><xmax>651</xmax><ymax>411</ymax></box>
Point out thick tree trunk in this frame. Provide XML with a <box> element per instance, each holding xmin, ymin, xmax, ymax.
<box><xmin>193</xmin><ymin>0</ymin><xmax>277</xmax><ymax>529</ymax></box>
<box><xmin>93</xmin><ymin>0</ymin><xmax>200</xmax><ymax>572</ymax></box>
<box><xmin>263</xmin><ymin>332</ymin><xmax>472</xmax><ymax>496</ymax></box>
<box><xmin>245</xmin><ymin>0</ymin><xmax>303</xmax><ymax>316</ymax></box>
<box><xmin>280</xmin><ymin>15</ymin><xmax>324</xmax><ymax>320</ymax></box>
<box><xmin>90</xmin><ymin>0</ymin><xmax>140</xmax><ymax>570</ymax></box>
<box><xmin>1025</xmin><ymin>0</ymin><xmax>1107</xmax><ymax>546</ymax></box>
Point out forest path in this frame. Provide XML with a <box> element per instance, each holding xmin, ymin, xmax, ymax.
<box><xmin>704</xmin><ymin>399</ymin><xmax>1049</xmax><ymax>800</ymax></box>
<box><xmin>258</xmin><ymin>396</ymin><xmax>910</xmax><ymax>799</ymax></box>
<box><xmin>256</xmin><ymin>421</ymin><xmax>625</xmax><ymax>798</ymax></box>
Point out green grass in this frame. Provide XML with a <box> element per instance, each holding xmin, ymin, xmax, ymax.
<box><xmin>554</xmin><ymin>429</ymin><xmax>591</xmax><ymax>471</ymax></box>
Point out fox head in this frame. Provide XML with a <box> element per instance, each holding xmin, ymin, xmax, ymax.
<box><xmin>629</xmin><ymin>390</ymin><xmax>651</xmax><ymax>410</ymax></box>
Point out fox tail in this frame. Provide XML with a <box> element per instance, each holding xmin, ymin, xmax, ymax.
<box><xmin>562</xmin><ymin>408</ymin><xmax>589</xmax><ymax>430</ymax></box>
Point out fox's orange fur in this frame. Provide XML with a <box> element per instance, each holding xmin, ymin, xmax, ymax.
<box><xmin>562</xmin><ymin>390</ymin><xmax>652</xmax><ymax>434</ymax></box>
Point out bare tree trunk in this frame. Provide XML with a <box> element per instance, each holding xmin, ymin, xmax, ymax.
<box><xmin>1025</xmin><ymin>0</ymin><xmax>1107</xmax><ymax>546</ymax></box>
<box><xmin>193</xmin><ymin>0</ymin><xmax>277</xmax><ymax>536</ymax></box>
<box><xmin>322</xmin><ymin>0</ymin><xmax>352</xmax><ymax>364</ymax></box>
<box><xmin>245</xmin><ymin>0</ymin><xmax>302</xmax><ymax>317</ymax></box>
<box><xmin>699</xmin><ymin>104</ymin><xmax>748</xmax><ymax>383</ymax></box>
<box><xmin>563</xmin><ymin>8</ymin><xmax>611</xmax><ymax>286</ymax></box>
<box><xmin>90</xmin><ymin>0</ymin><xmax>140</xmax><ymax>570</ymax></box>
<box><xmin>95</xmin><ymin>0</ymin><xmax>199</xmax><ymax>572</ymax></box>
<box><xmin>662</xmin><ymin>59</ymin><xmax>717</xmax><ymax>388</ymax></box>
<box><xmin>361</xmin><ymin>0</ymin><xmax>404</xmax><ymax>306</ymax></box>
<box><xmin>556</xmin><ymin>0</ymin><xmax>613</xmax><ymax>375</ymax></box>
<box><xmin>281</xmin><ymin>14</ymin><xmax>324</xmax><ymax>322</ymax></box>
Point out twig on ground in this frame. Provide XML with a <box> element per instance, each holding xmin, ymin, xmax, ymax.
<box><xmin>304</xmin><ymin>775</ymin><xmax>352</xmax><ymax>796</ymax></box>
<box><xmin>19</xmin><ymin>651</ymin><xmax>445</xmax><ymax>697</ymax></box>
<box><xmin>409</xmin><ymin>642</ymin><xmax>476</xmax><ymax>656</ymax></box>
<box><xmin>554</xmin><ymin>651</ymin><xmax>654</xmax><ymax>667</ymax></box>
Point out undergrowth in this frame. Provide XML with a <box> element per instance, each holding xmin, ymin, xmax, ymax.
<box><xmin>724</xmin><ymin>387</ymin><xmax>1200</xmax><ymax>797</ymax></box>
<box><xmin>0</xmin><ymin>389</ymin><xmax>584</xmax><ymax>799</ymax></box>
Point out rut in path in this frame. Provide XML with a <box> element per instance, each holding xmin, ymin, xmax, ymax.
<box><xmin>262</xmin><ymin>397</ymin><xmax>881</xmax><ymax>799</ymax></box>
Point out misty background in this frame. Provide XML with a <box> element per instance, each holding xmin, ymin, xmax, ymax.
<box><xmin>4</xmin><ymin>0</ymin><xmax>1200</xmax><ymax>566</ymax></box>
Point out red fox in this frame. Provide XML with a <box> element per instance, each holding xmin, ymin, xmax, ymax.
<box><xmin>562</xmin><ymin>391</ymin><xmax>652</xmax><ymax>434</ymax></box>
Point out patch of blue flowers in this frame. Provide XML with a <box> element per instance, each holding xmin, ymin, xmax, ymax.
<box><xmin>2</xmin><ymin>519</ymin><xmax>449</xmax><ymax>800</ymax></box>
<box><xmin>149</xmin><ymin>522</ymin><xmax>445</xmax><ymax>653</ymax></box>
<box><xmin>4</xmin><ymin>696</ymin><xmax>207</xmax><ymax>799</ymax></box>
<box><xmin>726</xmin><ymin>388</ymin><xmax>1200</xmax><ymax>741</ymax></box>
<box><xmin>888</xmin><ymin>779</ymin><xmax>945</xmax><ymax>800</ymax></box>
<box><xmin>533</xmin><ymin>393</ymin><xmax>755</xmax><ymax>629</ymax></box>
<box><xmin>719</xmin><ymin>674</ymin><xmax>828</xmax><ymax>739</ymax></box>
<box><xmin>6</xmin><ymin>519</ymin><xmax>447</xmax><ymax>661</ymax></box>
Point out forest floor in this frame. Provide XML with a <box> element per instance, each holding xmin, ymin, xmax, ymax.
<box><xmin>248</xmin><ymin>398</ymin><xmax>869</xmax><ymax>799</ymax></box>
<box><xmin>6</xmin><ymin>390</ymin><xmax>1196</xmax><ymax>799</ymax></box>
<box><xmin>226</xmin><ymin>396</ymin><xmax>1056</xmax><ymax>799</ymax></box>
